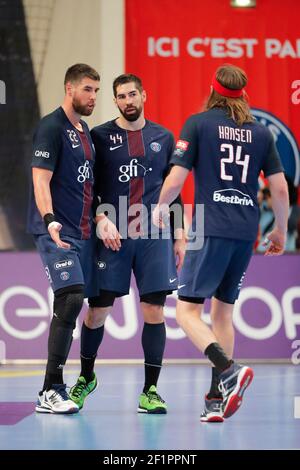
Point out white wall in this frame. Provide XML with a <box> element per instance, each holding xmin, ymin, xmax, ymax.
<box><xmin>24</xmin><ymin>0</ymin><xmax>124</xmax><ymax>127</ymax></box>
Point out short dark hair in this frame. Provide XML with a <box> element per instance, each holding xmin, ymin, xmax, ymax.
<box><xmin>113</xmin><ymin>73</ymin><xmax>143</xmax><ymax>97</ymax></box>
<box><xmin>64</xmin><ymin>63</ymin><xmax>100</xmax><ymax>89</ymax></box>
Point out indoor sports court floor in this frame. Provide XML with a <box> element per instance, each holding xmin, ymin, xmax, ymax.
<box><xmin>0</xmin><ymin>363</ymin><xmax>299</xmax><ymax>450</ymax></box>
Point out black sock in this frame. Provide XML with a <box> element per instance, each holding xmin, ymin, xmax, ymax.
<box><xmin>80</xmin><ymin>322</ymin><xmax>104</xmax><ymax>382</ymax></box>
<box><xmin>142</xmin><ymin>322</ymin><xmax>166</xmax><ymax>393</ymax></box>
<box><xmin>80</xmin><ymin>355</ymin><xmax>97</xmax><ymax>383</ymax></box>
<box><xmin>204</xmin><ymin>342</ymin><xmax>232</xmax><ymax>372</ymax></box>
<box><xmin>207</xmin><ymin>367</ymin><xmax>222</xmax><ymax>399</ymax></box>
<box><xmin>43</xmin><ymin>363</ymin><xmax>64</xmax><ymax>391</ymax></box>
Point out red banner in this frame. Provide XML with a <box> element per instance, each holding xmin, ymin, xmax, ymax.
<box><xmin>126</xmin><ymin>0</ymin><xmax>300</xmax><ymax>201</ymax></box>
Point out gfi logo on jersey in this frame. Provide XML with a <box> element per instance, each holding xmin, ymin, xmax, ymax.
<box><xmin>213</xmin><ymin>189</ymin><xmax>254</xmax><ymax>206</ymax></box>
<box><xmin>77</xmin><ymin>160</ymin><xmax>92</xmax><ymax>183</ymax></box>
<box><xmin>252</xmin><ymin>108</ymin><xmax>299</xmax><ymax>186</ymax></box>
<box><xmin>35</xmin><ymin>150</ymin><xmax>50</xmax><ymax>158</ymax></box>
<box><xmin>119</xmin><ymin>159</ymin><xmax>152</xmax><ymax>182</ymax></box>
<box><xmin>67</xmin><ymin>129</ymin><xmax>80</xmax><ymax>148</ymax></box>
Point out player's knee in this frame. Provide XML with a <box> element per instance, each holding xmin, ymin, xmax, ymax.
<box><xmin>140</xmin><ymin>292</ymin><xmax>167</xmax><ymax>323</ymax></box>
<box><xmin>85</xmin><ymin>307</ymin><xmax>109</xmax><ymax>329</ymax></box>
<box><xmin>140</xmin><ymin>291</ymin><xmax>167</xmax><ymax>306</ymax></box>
<box><xmin>88</xmin><ymin>290</ymin><xmax>117</xmax><ymax>308</ymax></box>
<box><xmin>54</xmin><ymin>285</ymin><xmax>84</xmax><ymax>329</ymax></box>
<box><xmin>176</xmin><ymin>300</ymin><xmax>188</xmax><ymax>327</ymax></box>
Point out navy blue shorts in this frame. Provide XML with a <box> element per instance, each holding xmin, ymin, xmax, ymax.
<box><xmin>34</xmin><ymin>234</ymin><xmax>89</xmax><ymax>292</ymax></box>
<box><xmin>178</xmin><ymin>236</ymin><xmax>253</xmax><ymax>304</ymax></box>
<box><xmin>82</xmin><ymin>231</ymin><xmax>178</xmax><ymax>298</ymax></box>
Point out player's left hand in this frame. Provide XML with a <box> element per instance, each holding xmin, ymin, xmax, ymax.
<box><xmin>48</xmin><ymin>222</ymin><xmax>71</xmax><ymax>249</ymax></box>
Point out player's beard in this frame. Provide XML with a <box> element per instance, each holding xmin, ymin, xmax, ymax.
<box><xmin>72</xmin><ymin>97</ymin><xmax>95</xmax><ymax>116</ymax></box>
<box><xmin>118</xmin><ymin>104</ymin><xmax>143</xmax><ymax>122</ymax></box>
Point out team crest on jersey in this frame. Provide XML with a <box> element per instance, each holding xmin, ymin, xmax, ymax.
<box><xmin>60</xmin><ymin>271</ymin><xmax>70</xmax><ymax>281</ymax></box>
<box><xmin>251</xmin><ymin>108</ymin><xmax>299</xmax><ymax>185</ymax></box>
<box><xmin>150</xmin><ymin>142</ymin><xmax>161</xmax><ymax>152</ymax></box>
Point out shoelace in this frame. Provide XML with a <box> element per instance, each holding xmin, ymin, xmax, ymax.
<box><xmin>71</xmin><ymin>381</ymin><xmax>86</xmax><ymax>398</ymax></box>
<box><xmin>147</xmin><ymin>391</ymin><xmax>165</xmax><ymax>404</ymax></box>
<box><xmin>49</xmin><ymin>386</ymin><xmax>69</xmax><ymax>403</ymax></box>
<box><xmin>218</xmin><ymin>379</ymin><xmax>236</xmax><ymax>398</ymax></box>
<box><xmin>218</xmin><ymin>367</ymin><xmax>241</xmax><ymax>398</ymax></box>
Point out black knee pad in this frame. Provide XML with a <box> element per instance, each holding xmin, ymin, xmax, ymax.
<box><xmin>140</xmin><ymin>291</ymin><xmax>168</xmax><ymax>306</ymax></box>
<box><xmin>88</xmin><ymin>290</ymin><xmax>118</xmax><ymax>308</ymax></box>
<box><xmin>49</xmin><ymin>285</ymin><xmax>84</xmax><ymax>360</ymax></box>
<box><xmin>54</xmin><ymin>285</ymin><xmax>84</xmax><ymax>328</ymax></box>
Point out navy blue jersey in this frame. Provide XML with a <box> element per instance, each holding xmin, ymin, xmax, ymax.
<box><xmin>27</xmin><ymin>107</ymin><xmax>95</xmax><ymax>239</ymax></box>
<box><xmin>170</xmin><ymin>108</ymin><xmax>283</xmax><ymax>241</ymax></box>
<box><xmin>91</xmin><ymin>119</ymin><xmax>174</xmax><ymax>235</ymax></box>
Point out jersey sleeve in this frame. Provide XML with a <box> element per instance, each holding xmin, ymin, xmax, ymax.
<box><xmin>163</xmin><ymin>132</ymin><xmax>176</xmax><ymax>179</ymax></box>
<box><xmin>261</xmin><ymin>129</ymin><xmax>284</xmax><ymax>177</ymax></box>
<box><xmin>31</xmin><ymin>119</ymin><xmax>61</xmax><ymax>171</ymax></box>
<box><xmin>170</xmin><ymin>115</ymin><xmax>198</xmax><ymax>171</ymax></box>
<box><xmin>91</xmin><ymin>127</ymin><xmax>104</xmax><ymax>215</ymax></box>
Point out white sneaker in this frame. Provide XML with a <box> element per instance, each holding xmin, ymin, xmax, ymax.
<box><xmin>35</xmin><ymin>384</ymin><xmax>79</xmax><ymax>414</ymax></box>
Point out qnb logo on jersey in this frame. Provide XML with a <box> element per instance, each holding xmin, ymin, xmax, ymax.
<box><xmin>213</xmin><ymin>189</ymin><xmax>254</xmax><ymax>206</ymax></box>
<box><xmin>119</xmin><ymin>159</ymin><xmax>152</xmax><ymax>183</ymax></box>
<box><xmin>77</xmin><ymin>160</ymin><xmax>91</xmax><ymax>183</ymax></box>
<box><xmin>35</xmin><ymin>150</ymin><xmax>50</xmax><ymax>159</ymax></box>
<box><xmin>67</xmin><ymin>129</ymin><xmax>80</xmax><ymax>148</ymax></box>
<box><xmin>251</xmin><ymin>108</ymin><xmax>299</xmax><ymax>186</ymax></box>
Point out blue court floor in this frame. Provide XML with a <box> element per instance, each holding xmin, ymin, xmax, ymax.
<box><xmin>0</xmin><ymin>363</ymin><xmax>299</xmax><ymax>450</ymax></box>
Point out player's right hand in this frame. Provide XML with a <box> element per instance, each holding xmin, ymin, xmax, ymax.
<box><xmin>96</xmin><ymin>215</ymin><xmax>122</xmax><ymax>251</ymax></box>
<box><xmin>262</xmin><ymin>227</ymin><xmax>286</xmax><ymax>256</ymax></box>
<box><xmin>48</xmin><ymin>222</ymin><xmax>71</xmax><ymax>249</ymax></box>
